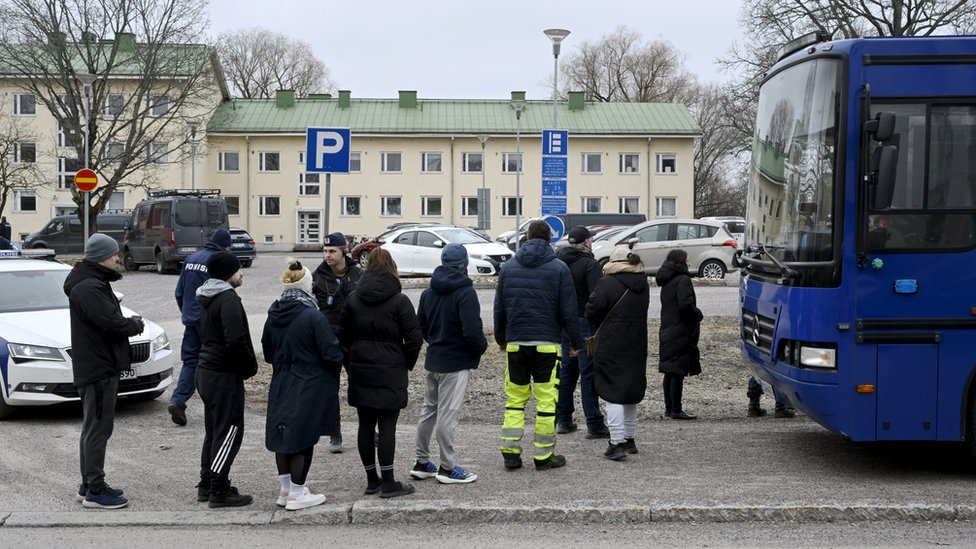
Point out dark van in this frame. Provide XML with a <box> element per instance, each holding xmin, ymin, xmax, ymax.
<box><xmin>122</xmin><ymin>189</ymin><xmax>229</xmax><ymax>274</ymax></box>
<box><xmin>23</xmin><ymin>212</ymin><xmax>129</xmax><ymax>254</ymax></box>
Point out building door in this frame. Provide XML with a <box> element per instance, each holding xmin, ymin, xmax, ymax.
<box><xmin>297</xmin><ymin>211</ymin><xmax>321</xmax><ymax>245</ymax></box>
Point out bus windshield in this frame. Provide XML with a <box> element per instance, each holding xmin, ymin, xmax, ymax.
<box><xmin>748</xmin><ymin>58</ymin><xmax>841</xmax><ymax>269</ymax></box>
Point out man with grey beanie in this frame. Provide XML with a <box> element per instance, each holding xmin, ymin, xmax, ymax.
<box><xmin>411</xmin><ymin>243</ymin><xmax>487</xmax><ymax>484</ymax></box>
<box><xmin>64</xmin><ymin>233</ymin><xmax>145</xmax><ymax>509</ymax></box>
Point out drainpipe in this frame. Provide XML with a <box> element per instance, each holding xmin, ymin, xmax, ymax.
<box><xmin>449</xmin><ymin>136</ymin><xmax>455</xmax><ymax>224</ymax></box>
<box><xmin>646</xmin><ymin>137</ymin><xmax>653</xmax><ymax>219</ymax></box>
<box><xmin>246</xmin><ymin>135</ymin><xmax>252</xmax><ymax>233</ymax></box>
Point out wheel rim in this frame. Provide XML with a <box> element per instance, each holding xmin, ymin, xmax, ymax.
<box><xmin>156</xmin><ymin>254</ymin><xmax>164</xmax><ymax>273</ymax></box>
<box><xmin>359</xmin><ymin>252</ymin><xmax>369</xmax><ymax>267</ymax></box>
<box><xmin>702</xmin><ymin>262</ymin><xmax>724</xmax><ymax>279</ymax></box>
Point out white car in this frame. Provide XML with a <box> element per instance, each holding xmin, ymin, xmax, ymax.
<box><xmin>0</xmin><ymin>250</ymin><xmax>174</xmax><ymax>418</ymax></box>
<box><xmin>381</xmin><ymin>225</ymin><xmax>513</xmax><ymax>275</ymax></box>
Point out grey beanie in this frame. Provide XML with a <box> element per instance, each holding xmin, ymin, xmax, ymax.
<box><xmin>441</xmin><ymin>243</ymin><xmax>469</xmax><ymax>271</ymax></box>
<box><xmin>84</xmin><ymin>233</ymin><xmax>119</xmax><ymax>263</ymax></box>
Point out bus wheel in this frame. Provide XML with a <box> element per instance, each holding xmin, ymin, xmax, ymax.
<box><xmin>699</xmin><ymin>259</ymin><xmax>727</xmax><ymax>279</ymax></box>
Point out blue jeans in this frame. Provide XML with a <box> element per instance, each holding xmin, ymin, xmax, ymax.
<box><xmin>558</xmin><ymin>317</ymin><xmax>604</xmax><ymax>430</ymax></box>
<box><xmin>170</xmin><ymin>324</ymin><xmax>201</xmax><ymax>408</ymax></box>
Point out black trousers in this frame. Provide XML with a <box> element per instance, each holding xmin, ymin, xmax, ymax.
<box><xmin>79</xmin><ymin>376</ymin><xmax>119</xmax><ymax>491</ymax></box>
<box><xmin>196</xmin><ymin>368</ymin><xmax>245</xmax><ymax>489</ymax></box>
<box><xmin>662</xmin><ymin>373</ymin><xmax>685</xmax><ymax>414</ymax></box>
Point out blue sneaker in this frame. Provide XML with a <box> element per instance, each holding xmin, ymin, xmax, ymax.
<box><xmin>83</xmin><ymin>488</ymin><xmax>128</xmax><ymax>509</ymax></box>
<box><xmin>408</xmin><ymin>460</ymin><xmax>438</xmax><ymax>480</ymax></box>
<box><xmin>435</xmin><ymin>465</ymin><xmax>478</xmax><ymax>484</ymax></box>
<box><xmin>76</xmin><ymin>483</ymin><xmax>123</xmax><ymax>502</ymax></box>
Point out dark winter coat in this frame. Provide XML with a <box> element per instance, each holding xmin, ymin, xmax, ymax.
<box><xmin>655</xmin><ymin>260</ymin><xmax>703</xmax><ymax>377</ymax></box>
<box><xmin>340</xmin><ymin>269</ymin><xmax>422</xmax><ymax>410</ymax></box>
<box><xmin>493</xmin><ymin>238</ymin><xmax>581</xmax><ymax>349</ymax></box>
<box><xmin>417</xmin><ymin>265</ymin><xmax>488</xmax><ymax>373</ymax></box>
<box><xmin>585</xmin><ymin>269</ymin><xmax>650</xmax><ymax>404</ymax></box>
<box><xmin>312</xmin><ymin>256</ymin><xmax>363</xmax><ymax>334</ymax></box>
<box><xmin>556</xmin><ymin>244</ymin><xmax>603</xmax><ymax>318</ymax></box>
<box><xmin>63</xmin><ymin>260</ymin><xmax>144</xmax><ymax>387</ymax></box>
<box><xmin>196</xmin><ymin>280</ymin><xmax>259</xmax><ymax>379</ymax></box>
<box><xmin>262</xmin><ymin>294</ymin><xmax>344</xmax><ymax>453</ymax></box>
<box><xmin>175</xmin><ymin>242</ymin><xmax>224</xmax><ymax>325</ymax></box>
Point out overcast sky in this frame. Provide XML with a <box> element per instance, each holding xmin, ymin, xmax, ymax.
<box><xmin>207</xmin><ymin>0</ymin><xmax>746</xmax><ymax>100</ymax></box>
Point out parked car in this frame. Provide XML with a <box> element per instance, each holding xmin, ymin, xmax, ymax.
<box><xmin>592</xmin><ymin>219</ymin><xmax>739</xmax><ymax>279</ymax></box>
<box><xmin>552</xmin><ymin>225</ymin><xmax>632</xmax><ymax>250</ymax></box>
<box><xmin>23</xmin><ymin>212</ymin><xmax>129</xmax><ymax>255</ymax></box>
<box><xmin>701</xmin><ymin>216</ymin><xmax>746</xmax><ymax>247</ymax></box>
<box><xmin>228</xmin><ymin>228</ymin><xmax>256</xmax><ymax>268</ymax></box>
<box><xmin>354</xmin><ymin>225</ymin><xmax>489</xmax><ymax>268</ymax></box>
<box><xmin>0</xmin><ymin>249</ymin><xmax>174</xmax><ymax>419</ymax></box>
<box><xmin>496</xmin><ymin>213</ymin><xmax>647</xmax><ymax>251</ymax></box>
<box><xmin>380</xmin><ymin>225</ymin><xmax>512</xmax><ymax>276</ymax></box>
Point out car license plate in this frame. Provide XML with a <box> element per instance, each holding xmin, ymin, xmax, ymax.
<box><xmin>120</xmin><ymin>369</ymin><xmax>137</xmax><ymax>380</ymax></box>
<box><xmin>232</xmin><ymin>243</ymin><xmax>246</xmax><ymax>248</ymax></box>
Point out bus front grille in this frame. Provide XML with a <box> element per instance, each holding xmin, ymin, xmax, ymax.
<box><xmin>742</xmin><ymin>309</ymin><xmax>775</xmax><ymax>355</ymax></box>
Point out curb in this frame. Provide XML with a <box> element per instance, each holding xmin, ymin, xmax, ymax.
<box><xmin>3</xmin><ymin>503</ymin><xmax>975</xmax><ymax>527</ymax></box>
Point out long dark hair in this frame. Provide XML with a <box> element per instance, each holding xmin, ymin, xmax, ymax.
<box><xmin>367</xmin><ymin>247</ymin><xmax>398</xmax><ymax>277</ymax></box>
<box><xmin>666</xmin><ymin>249</ymin><xmax>688</xmax><ymax>265</ymax></box>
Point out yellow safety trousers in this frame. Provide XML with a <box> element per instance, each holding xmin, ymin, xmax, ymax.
<box><xmin>500</xmin><ymin>343</ymin><xmax>560</xmax><ymax>461</ymax></box>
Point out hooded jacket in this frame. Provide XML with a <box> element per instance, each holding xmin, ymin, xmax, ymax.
<box><xmin>340</xmin><ymin>269</ymin><xmax>422</xmax><ymax>410</ymax></box>
<box><xmin>175</xmin><ymin>241</ymin><xmax>225</xmax><ymax>325</ymax></box>
<box><xmin>417</xmin><ymin>265</ymin><xmax>488</xmax><ymax>373</ymax></box>
<box><xmin>262</xmin><ymin>293</ymin><xmax>344</xmax><ymax>453</ymax></box>
<box><xmin>195</xmin><ymin>279</ymin><xmax>258</xmax><ymax>378</ymax></box>
<box><xmin>312</xmin><ymin>255</ymin><xmax>363</xmax><ymax>333</ymax></box>
<box><xmin>493</xmin><ymin>238</ymin><xmax>581</xmax><ymax>349</ymax></box>
<box><xmin>556</xmin><ymin>244</ymin><xmax>602</xmax><ymax>319</ymax></box>
<box><xmin>655</xmin><ymin>259</ymin><xmax>703</xmax><ymax>376</ymax></box>
<box><xmin>63</xmin><ymin>260</ymin><xmax>144</xmax><ymax>387</ymax></box>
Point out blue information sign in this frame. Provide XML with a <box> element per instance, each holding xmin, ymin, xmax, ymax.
<box><xmin>542</xmin><ymin>130</ymin><xmax>569</xmax><ymax>156</ymax></box>
<box><xmin>541</xmin><ymin>197</ymin><xmax>568</xmax><ymax>216</ymax></box>
<box><xmin>542</xmin><ymin>156</ymin><xmax>568</xmax><ymax>179</ymax></box>
<box><xmin>305</xmin><ymin>128</ymin><xmax>351</xmax><ymax>173</ymax></box>
<box><xmin>542</xmin><ymin>180</ymin><xmax>567</xmax><ymax>196</ymax></box>
<box><xmin>542</xmin><ymin>214</ymin><xmax>565</xmax><ymax>240</ymax></box>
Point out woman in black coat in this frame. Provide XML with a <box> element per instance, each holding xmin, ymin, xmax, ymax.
<box><xmin>340</xmin><ymin>248</ymin><xmax>422</xmax><ymax>498</ymax></box>
<box><xmin>585</xmin><ymin>247</ymin><xmax>650</xmax><ymax>461</ymax></box>
<box><xmin>262</xmin><ymin>259</ymin><xmax>343</xmax><ymax>511</ymax></box>
<box><xmin>655</xmin><ymin>249</ymin><xmax>703</xmax><ymax>420</ymax></box>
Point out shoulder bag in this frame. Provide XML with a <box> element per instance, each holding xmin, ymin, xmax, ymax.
<box><xmin>584</xmin><ymin>288</ymin><xmax>629</xmax><ymax>357</ymax></box>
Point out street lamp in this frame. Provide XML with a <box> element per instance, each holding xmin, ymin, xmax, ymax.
<box><xmin>476</xmin><ymin>134</ymin><xmax>489</xmax><ymax>230</ymax></box>
<box><xmin>543</xmin><ymin>28</ymin><xmax>570</xmax><ymax>128</ymax></box>
<box><xmin>76</xmin><ymin>72</ymin><xmax>97</xmax><ymax>244</ymax></box>
<box><xmin>188</xmin><ymin>122</ymin><xmax>199</xmax><ymax>191</ymax></box>
<box><xmin>511</xmin><ymin>99</ymin><xmax>526</xmax><ymax>251</ymax></box>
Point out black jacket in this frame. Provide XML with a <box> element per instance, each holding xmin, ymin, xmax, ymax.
<box><xmin>262</xmin><ymin>294</ymin><xmax>344</xmax><ymax>453</ymax></box>
<box><xmin>556</xmin><ymin>244</ymin><xmax>602</xmax><ymax>318</ymax></box>
<box><xmin>312</xmin><ymin>256</ymin><xmax>363</xmax><ymax>334</ymax></box>
<box><xmin>655</xmin><ymin>260</ymin><xmax>703</xmax><ymax>376</ymax></box>
<box><xmin>417</xmin><ymin>265</ymin><xmax>488</xmax><ymax>373</ymax></box>
<box><xmin>585</xmin><ymin>270</ymin><xmax>649</xmax><ymax>404</ymax></box>
<box><xmin>340</xmin><ymin>270</ymin><xmax>422</xmax><ymax>410</ymax></box>
<box><xmin>63</xmin><ymin>260</ymin><xmax>144</xmax><ymax>387</ymax></box>
<box><xmin>196</xmin><ymin>279</ymin><xmax>258</xmax><ymax>379</ymax></box>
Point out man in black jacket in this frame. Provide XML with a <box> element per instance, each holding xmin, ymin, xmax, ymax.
<box><xmin>195</xmin><ymin>252</ymin><xmax>257</xmax><ymax>508</ymax></box>
<box><xmin>555</xmin><ymin>226</ymin><xmax>609</xmax><ymax>439</ymax></box>
<box><xmin>64</xmin><ymin>233</ymin><xmax>145</xmax><ymax>509</ymax></box>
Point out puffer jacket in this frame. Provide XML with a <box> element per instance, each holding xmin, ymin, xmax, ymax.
<box><xmin>585</xmin><ymin>268</ymin><xmax>649</xmax><ymax>404</ymax></box>
<box><xmin>417</xmin><ymin>265</ymin><xmax>488</xmax><ymax>373</ymax></box>
<box><xmin>556</xmin><ymin>244</ymin><xmax>602</xmax><ymax>318</ymax></box>
<box><xmin>655</xmin><ymin>260</ymin><xmax>703</xmax><ymax>376</ymax></box>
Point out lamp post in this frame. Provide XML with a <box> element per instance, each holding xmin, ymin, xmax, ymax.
<box><xmin>476</xmin><ymin>134</ymin><xmax>489</xmax><ymax>230</ymax></box>
<box><xmin>77</xmin><ymin>72</ymin><xmax>96</xmax><ymax>244</ymax></box>
<box><xmin>188</xmin><ymin>122</ymin><xmax>199</xmax><ymax>191</ymax></box>
<box><xmin>543</xmin><ymin>28</ymin><xmax>570</xmax><ymax>128</ymax></box>
<box><xmin>511</xmin><ymin>100</ymin><xmax>526</xmax><ymax>251</ymax></box>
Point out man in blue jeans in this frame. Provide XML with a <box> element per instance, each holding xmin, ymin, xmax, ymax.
<box><xmin>168</xmin><ymin>229</ymin><xmax>232</xmax><ymax>426</ymax></box>
<box><xmin>555</xmin><ymin>226</ymin><xmax>609</xmax><ymax>439</ymax></box>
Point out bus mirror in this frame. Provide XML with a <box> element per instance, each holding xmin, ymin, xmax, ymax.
<box><xmin>870</xmin><ymin>145</ymin><xmax>898</xmax><ymax>209</ymax></box>
<box><xmin>865</xmin><ymin>112</ymin><xmax>895</xmax><ymax>142</ymax></box>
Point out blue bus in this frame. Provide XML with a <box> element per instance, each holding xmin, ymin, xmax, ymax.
<box><xmin>739</xmin><ymin>32</ymin><xmax>976</xmax><ymax>456</ymax></box>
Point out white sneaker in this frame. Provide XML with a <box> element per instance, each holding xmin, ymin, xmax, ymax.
<box><xmin>285</xmin><ymin>489</ymin><xmax>326</xmax><ymax>511</ymax></box>
<box><xmin>276</xmin><ymin>489</ymin><xmax>288</xmax><ymax>507</ymax></box>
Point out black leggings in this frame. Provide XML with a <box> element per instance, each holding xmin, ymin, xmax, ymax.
<box><xmin>663</xmin><ymin>374</ymin><xmax>685</xmax><ymax>414</ymax></box>
<box><xmin>275</xmin><ymin>446</ymin><xmax>314</xmax><ymax>485</ymax></box>
<box><xmin>355</xmin><ymin>407</ymin><xmax>400</xmax><ymax>468</ymax></box>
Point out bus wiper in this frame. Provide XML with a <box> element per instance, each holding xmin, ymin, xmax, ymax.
<box><xmin>754</xmin><ymin>244</ymin><xmax>798</xmax><ymax>280</ymax></box>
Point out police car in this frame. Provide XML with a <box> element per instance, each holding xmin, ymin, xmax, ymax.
<box><xmin>0</xmin><ymin>249</ymin><xmax>173</xmax><ymax>418</ymax></box>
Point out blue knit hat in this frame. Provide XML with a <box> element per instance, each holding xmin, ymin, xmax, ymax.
<box><xmin>441</xmin><ymin>243</ymin><xmax>469</xmax><ymax>270</ymax></box>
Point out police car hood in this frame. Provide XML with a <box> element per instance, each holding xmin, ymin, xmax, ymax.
<box><xmin>0</xmin><ymin>305</ymin><xmax>156</xmax><ymax>348</ymax></box>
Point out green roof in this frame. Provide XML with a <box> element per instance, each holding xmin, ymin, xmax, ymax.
<box><xmin>207</xmin><ymin>98</ymin><xmax>701</xmax><ymax>136</ymax></box>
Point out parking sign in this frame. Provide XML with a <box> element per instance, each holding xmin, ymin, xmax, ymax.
<box><xmin>306</xmin><ymin>128</ymin><xmax>351</xmax><ymax>173</ymax></box>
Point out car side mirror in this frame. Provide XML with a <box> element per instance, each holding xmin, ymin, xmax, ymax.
<box><xmin>627</xmin><ymin>237</ymin><xmax>638</xmax><ymax>250</ymax></box>
<box><xmin>434</xmin><ymin>240</ymin><xmax>444</xmax><ymax>248</ymax></box>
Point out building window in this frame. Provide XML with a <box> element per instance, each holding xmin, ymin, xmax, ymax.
<box><xmin>502</xmin><ymin>153</ymin><xmax>522</xmax><ymax>174</ymax></box>
<box><xmin>57</xmin><ymin>122</ymin><xmax>81</xmax><ymax>148</ymax></box>
<box><xmin>422</xmin><ymin>152</ymin><xmax>442</xmax><ymax>173</ymax></box>
<box><xmin>656</xmin><ymin>153</ymin><xmax>677</xmax><ymax>174</ymax></box>
<box><xmin>259</xmin><ymin>152</ymin><xmax>280</xmax><ymax>172</ymax></box>
<box><xmin>461</xmin><ymin>196</ymin><xmax>478</xmax><ymax>217</ymax></box>
<box><xmin>105</xmin><ymin>142</ymin><xmax>124</xmax><ymax>163</ymax></box>
<box><xmin>259</xmin><ymin>196</ymin><xmax>280</xmax><ymax>216</ymax></box>
<box><xmin>225</xmin><ymin>196</ymin><xmax>240</xmax><ymax>216</ymax></box>
<box><xmin>502</xmin><ymin>196</ymin><xmax>522</xmax><ymax>217</ymax></box>
<box><xmin>656</xmin><ymin>197</ymin><xmax>677</xmax><ymax>217</ymax></box>
<box><xmin>349</xmin><ymin>152</ymin><xmax>361</xmax><ymax>172</ymax></box>
<box><xmin>381</xmin><ymin>152</ymin><xmax>401</xmax><ymax>173</ymax></box>
<box><xmin>58</xmin><ymin>157</ymin><xmax>82</xmax><ymax>189</ymax></box>
<box><xmin>619</xmin><ymin>197</ymin><xmax>640</xmax><ymax>214</ymax></box>
<box><xmin>13</xmin><ymin>142</ymin><xmax>36</xmax><ymax>163</ymax></box>
<box><xmin>148</xmin><ymin>142</ymin><xmax>168</xmax><ymax>163</ymax></box>
<box><xmin>381</xmin><ymin>196</ymin><xmax>402</xmax><ymax>216</ymax></box>
<box><xmin>299</xmin><ymin>173</ymin><xmax>320</xmax><ymax>196</ymax></box>
<box><xmin>619</xmin><ymin>153</ymin><xmax>640</xmax><ymax>174</ymax></box>
<box><xmin>149</xmin><ymin>95</ymin><xmax>169</xmax><ymax>117</ymax></box>
<box><xmin>582</xmin><ymin>153</ymin><xmax>601</xmax><ymax>174</ymax></box>
<box><xmin>218</xmin><ymin>151</ymin><xmax>240</xmax><ymax>172</ymax></box>
<box><xmin>463</xmin><ymin>152</ymin><xmax>483</xmax><ymax>173</ymax></box>
<box><xmin>107</xmin><ymin>192</ymin><xmax>125</xmax><ymax>210</ymax></box>
<box><xmin>103</xmin><ymin>94</ymin><xmax>124</xmax><ymax>116</ymax></box>
<box><xmin>13</xmin><ymin>94</ymin><xmax>35</xmax><ymax>115</ymax></box>
<box><xmin>297</xmin><ymin>151</ymin><xmax>304</xmax><ymax>164</ymax></box>
<box><xmin>341</xmin><ymin>196</ymin><xmax>361</xmax><ymax>216</ymax></box>
<box><xmin>581</xmin><ymin>197</ymin><xmax>601</xmax><ymax>213</ymax></box>
<box><xmin>421</xmin><ymin>196</ymin><xmax>442</xmax><ymax>217</ymax></box>
<box><xmin>14</xmin><ymin>191</ymin><xmax>36</xmax><ymax>212</ymax></box>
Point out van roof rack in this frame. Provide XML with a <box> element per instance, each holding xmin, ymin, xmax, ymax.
<box><xmin>147</xmin><ymin>189</ymin><xmax>222</xmax><ymax>198</ymax></box>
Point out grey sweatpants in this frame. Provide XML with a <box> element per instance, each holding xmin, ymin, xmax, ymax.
<box><xmin>78</xmin><ymin>376</ymin><xmax>119</xmax><ymax>491</ymax></box>
<box><xmin>415</xmin><ymin>369</ymin><xmax>470</xmax><ymax>470</ymax></box>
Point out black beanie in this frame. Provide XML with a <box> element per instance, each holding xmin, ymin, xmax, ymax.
<box><xmin>207</xmin><ymin>251</ymin><xmax>240</xmax><ymax>281</ymax></box>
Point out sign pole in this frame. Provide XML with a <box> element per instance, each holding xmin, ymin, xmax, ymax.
<box><xmin>84</xmin><ymin>192</ymin><xmax>89</xmax><ymax>244</ymax></box>
<box><xmin>324</xmin><ymin>172</ymin><xmax>331</xmax><ymax>238</ymax></box>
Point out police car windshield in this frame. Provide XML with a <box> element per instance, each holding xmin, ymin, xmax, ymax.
<box><xmin>0</xmin><ymin>269</ymin><xmax>69</xmax><ymax>313</ymax></box>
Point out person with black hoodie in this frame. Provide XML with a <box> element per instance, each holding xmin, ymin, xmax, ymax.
<box><xmin>655</xmin><ymin>249</ymin><xmax>703</xmax><ymax>421</ymax></box>
<box><xmin>585</xmin><ymin>246</ymin><xmax>650</xmax><ymax>461</ymax></box>
<box><xmin>340</xmin><ymin>247</ymin><xmax>422</xmax><ymax>498</ymax></box>
<box><xmin>64</xmin><ymin>233</ymin><xmax>145</xmax><ymax>509</ymax></box>
<box><xmin>409</xmin><ymin>244</ymin><xmax>487</xmax><ymax>485</ymax></box>
<box><xmin>195</xmin><ymin>251</ymin><xmax>258</xmax><ymax>508</ymax></box>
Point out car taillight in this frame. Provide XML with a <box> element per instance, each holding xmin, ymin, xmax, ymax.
<box><xmin>723</xmin><ymin>239</ymin><xmax>737</xmax><ymax>249</ymax></box>
<box><xmin>247</xmin><ymin>239</ymin><xmax>255</xmax><ymax>245</ymax></box>
<box><xmin>168</xmin><ymin>228</ymin><xmax>175</xmax><ymax>249</ymax></box>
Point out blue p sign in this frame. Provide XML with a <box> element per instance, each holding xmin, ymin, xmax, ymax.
<box><xmin>306</xmin><ymin>128</ymin><xmax>351</xmax><ymax>173</ymax></box>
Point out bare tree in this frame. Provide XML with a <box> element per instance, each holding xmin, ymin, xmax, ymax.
<box><xmin>0</xmin><ymin>106</ymin><xmax>43</xmax><ymax>217</ymax></box>
<box><xmin>689</xmin><ymin>84</ymin><xmax>749</xmax><ymax>217</ymax></box>
<box><xmin>0</xmin><ymin>0</ymin><xmax>221</xmax><ymax>232</ymax></box>
<box><xmin>217</xmin><ymin>28</ymin><xmax>334</xmax><ymax>98</ymax></box>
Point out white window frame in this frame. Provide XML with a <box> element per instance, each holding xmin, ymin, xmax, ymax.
<box><xmin>421</xmin><ymin>196</ymin><xmax>442</xmax><ymax>217</ymax></box>
<box><xmin>58</xmin><ymin>157</ymin><xmax>81</xmax><ymax>190</ymax></box>
<box><xmin>421</xmin><ymin>152</ymin><xmax>442</xmax><ymax>173</ymax></box>
<box><xmin>341</xmin><ymin>196</ymin><xmax>361</xmax><ymax>217</ymax></box>
<box><xmin>461</xmin><ymin>196</ymin><xmax>478</xmax><ymax>217</ymax></box>
<box><xmin>259</xmin><ymin>195</ymin><xmax>281</xmax><ymax>216</ymax></box>
<box><xmin>619</xmin><ymin>196</ymin><xmax>640</xmax><ymax>214</ymax></box>
<box><xmin>148</xmin><ymin>142</ymin><xmax>168</xmax><ymax>163</ymax></box>
<box><xmin>148</xmin><ymin>95</ymin><xmax>169</xmax><ymax>117</ymax></box>
<box><xmin>218</xmin><ymin>151</ymin><xmax>240</xmax><ymax>172</ymax></box>
<box><xmin>501</xmin><ymin>196</ymin><xmax>522</xmax><ymax>217</ymax></box>
<box><xmin>656</xmin><ymin>153</ymin><xmax>677</xmax><ymax>174</ymax></box>
<box><xmin>13</xmin><ymin>142</ymin><xmax>36</xmax><ymax>163</ymax></box>
<box><xmin>103</xmin><ymin>94</ymin><xmax>124</xmax><ymax>116</ymax></box>
<box><xmin>299</xmin><ymin>173</ymin><xmax>321</xmax><ymax>196</ymax></box>
<box><xmin>14</xmin><ymin>190</ymin><xmax>37</xmax><ymax>212</ymax></box>
<box><xmin>381</xmin><ymin>196</ymin><xmax>402</xmax><ymax>217</ymax></box>
<box><xmin>57</xmin><ymin>122</ymin><xmax>81</xmax><ymax>148</ymax></box>
<box><xmin>259</xmin><ymin>151</ymin><xmax>280</xmax><ymax>172</ymax></box>
<box><xmin>581</xmin><ymin>197</ymin><xmax>602</xmax><ymax>213</ymax></box>
<box><xmin>349</xmin><ymin>151</ymin><xmax>362</xmax><ymax>172</ymax></box>
<box><xmin>656</xmin><ymin>197</ymin><xmax>677</xmax><ymax>217</ymax></box>
<box><xmin>463</xmin><ymin>152</ymin><xmax>483</xmax><ymax>173</ymax></box>
<box><xmin>581</xmin><ymin>153</ymin><xmax>602</xmax><ymax>174</ymax></box>
<box><xmin>619</xmin><ymin>153</ymin><xmax>640</xmax><ymax>174</ymax></box>
<box><xmin>381</xmin><ymin>152</ymin><xmax>402</xmax><ymax>173</ymax></box>
<box><xmin>225</xmin><ymin>196</ymin><xmax>240</xmax><ymax>216</ymax></box>
<box><xmin>502</xmin><ymin>153</ymin><xmax>522</xmax><ymax>174</ymax></box>
<box><xmin>13</xmin><ymin>94</ymin><xmax>36</xmax><ymax>116</ymax></box>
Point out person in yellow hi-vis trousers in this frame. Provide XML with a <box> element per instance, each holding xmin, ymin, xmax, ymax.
<box><xmin>494</xmin><ymin>221</ymin><xmax>583</xmax><ymax>471</ymax></box>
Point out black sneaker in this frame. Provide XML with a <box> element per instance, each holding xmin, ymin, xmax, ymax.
<box><xmin>670</xmin><ymin>411</ymin><xmax>697</xmax><ymax>420</ymax></box>
<box><xmin>603</xmin><ymin>442</ymin><xmax>627</xmax><ymax>461</ymax></box>
<box><xmin>502</xmin><ymin>452</ymin><xmax>523</xmax><ymax>470</ymax></box>
<box><xmin>622</xmin><ymin>438</ymin><xmax>639</xmax><ymax>454</ymax></box>
<box><xmin>209</xmin><ymin>487</ymin><xmax>253</xmax><ymax>508</ymax></box>
<box><xmin>748</xmin><ymin>405</ymin><xmax>768</xmax><ymax>417</ymax></box>
<box><xmin>555</xmin><ymin>422</ymin><xmax>578</xmax><ymax>434</ymax></box>
<box><xmin>534</xmin><ymin>454</ymin><xmax>567</xmax><ymax>471</ymax></box>
<box><xmin>585</xmin><ymin>426</ymin><xmax>610</xmax><ymax>439</ymax></box>
<box><xmin>167</xmin><ymin>403</ymin><xmax>187</xmax><ymax>426</ymax></box>
<box><xmin>774</xmin><ymin>406</ymin><xmax>796</xmax><ymax>418</ymax></box>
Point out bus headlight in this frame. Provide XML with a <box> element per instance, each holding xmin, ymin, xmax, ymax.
<box><xmin>800</xmin><ymin>346</ymin><xmax>836</xmax><ymax>368</ymax></box>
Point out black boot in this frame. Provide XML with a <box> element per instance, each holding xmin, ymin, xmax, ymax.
<box><xmin>208</xmin><ymin>478</ymin><xmax>253</xmax><ymax>508</ymax></box>
<box><xmin>603</xmin><ymin>442</ymin><xmax>627</xmax><ymax>461</ymax></box>
<box><xmin>774</xmin><ymin>402</ymin><xmax>796</xmax><ymax>418</ymax></box>
<box><xmin>747</xmin><ymin>398</ymin><xmax>767</xmax><ymax>417</ymax></box>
